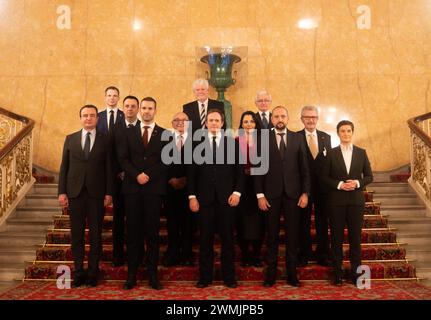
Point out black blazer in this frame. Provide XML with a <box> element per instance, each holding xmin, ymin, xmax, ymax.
<box><xmin>321</xmin><ymin>145</ymin><xmax>373</xmax><ymax>206</ymax></box>
<box><xmin>183</xmin><ymin>99</ymin><xmax>225</xmax><ymax>133</ymax></box>
<box><xmin>165</xmin><ymin>132</ymin><xmax>190</xmax><ymax>180</ymax></box>
<box><xmin>117</xmin><ymin>124</ymin><xmax>168</xmax><ymax>196</ymax></box>
<box><xmin>254</xmin><ymin>129</ymin><xmax>311</xmax><ymax>200</ymax></box>
<box><xmin>254</xmin><ymin>111</ymin><xmax>273</xmax><ymax>129</ymax></box>
<box><xmin>96</xmin><ymin>109</ymin><xmax>125</xmax><ymax>135</ymax></box>
<box><xmin>187</xmin><ymin>135</ymin><xmax>245</xmax><ymax>206</ymax></box>
<box><xmin>298</xmin><ymin>129</ymin><xmax>332</xmax><ymax>194</ymax></box>
<box><xmin>58</xmin><ymin>130</ymin><xmax>113</xmax><ymax>199</ymax></box>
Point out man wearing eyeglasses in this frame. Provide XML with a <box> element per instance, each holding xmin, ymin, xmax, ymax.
<box><xmin>162</xmin><ymin>112</ymin><xmax>194</xmax><ymax>267</ymax></box>
<box><xmin>297</xmin><ymin>106</ymin><xmax>332</xmax><ymax>267</ymax></box>
<box><xmin>254</xmin><ymin>90</ymin><xmax>274</xmax><ymax>130</ymax></box>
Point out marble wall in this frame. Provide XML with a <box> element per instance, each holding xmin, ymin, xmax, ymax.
<box><xmin>0</xmin><ymin>0</ymin><xmax>430</xmax><ymax>171</ymax></box>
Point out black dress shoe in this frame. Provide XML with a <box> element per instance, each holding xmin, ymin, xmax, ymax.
<box><xmin>333</xmin><ymin>275</ymin><xmax>343</xmax><ymax>286</ymax></box>
<box><xmin>287</xmin><ymin>274</ymin><xmax>300</xmax><ymax>287</ymax></box>
<box><xmin>351</xmin><ymin>275</ymin><xmax>360</xmax><ymax>287</ymax></box>
<box><xmin>123</xmin><ymin>278</ymin><xmax>137</xmax><ymax>290</ymax></box>
<box><xmin>86</xmin><ymin>276</ymin><xmax>98</xmax><ymax>287</ymax></box>
<box><xmin>196</xmin><ymin>280</ymin><xmax>211</xmax><ymax>288</ymax></box>
<box><xmin>112</xmin><ymin>258</ymin><xmax>125</xmax><ymax>267</ymax></box>
<box><xmin>149</xmin><ymin>280</ymin><xmax>163</xmax><ymax>290</ymax></box>
<box><xmin>72</xmin><ymin>273</ymin><xmax>87</xmax><ymax>288</ymax></box>
<box><xmin>263</xmin><ymin>279</ymin><xmax>275</xmax><ymax>287</ymax></box>
<box><xmin>224</xmin><ymin>281</ymin><xmax>238</xmax><ymax>288</ymax></box>
<box><xmin>316</xmin><ymin>258</ymin><xmax>330</xmax><ymax>267</ymax></box>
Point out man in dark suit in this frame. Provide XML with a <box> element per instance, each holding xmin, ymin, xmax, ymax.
<box><xmin>183</xmin><ymin>78</ymin><xmax>225</xmax><ymax>133</ymax></box>
<box><xmin>188</xmin><ymin>109</ymin><xmax>245</xmax><ymax>289</ymax></box>
<box><xmin>321</xmin><ymin>120</ymin><xmax>373</xmax><ymax>287</ymax></box>
<box><xmin>297</xmin><ymin>105</ymin><xmax>332</xmax><ymax>267</ymax></box>
<box><xmin>254</xmin><ymin>90</ymin><xmax>273</xmax><ymax>130</ymax></box>
<box><xmin>254</xmin><ymin>106</ymin><xmax>310</xmax><ymax>287</ymax></box>
<box><xmin>58</xmin><ymin>105</ymin><xmax>113</xmax><ymax>288</ymax></box>
<box><xmin>117</xmin><ymin>97</ymin><xmax>167</xmax><ymax>290</ymax></box>
<box><xmin>163</xmin><ymin>112</ymin><xmax>193</xmax><ymax>267</ymax></box>
<box><xmin>96</xmin><ymin>86</ymin><xmax>126</xmax><ymax>267</ymax></box>
<box><xmin>111</xmin><ymin>95</ymin><xmax>141</xmax><ymax>267</ymax></box>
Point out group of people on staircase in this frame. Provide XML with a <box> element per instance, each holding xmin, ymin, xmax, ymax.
<box><xmin>58</xmin><ymin>79</ymin><xmax>373</xmax><ymax>290</ymax></box>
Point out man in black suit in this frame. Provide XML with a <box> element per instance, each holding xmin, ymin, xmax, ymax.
<box><xmin>254</xmin><ymin>90</ymin><xmax>273</xmax><ymax>130</ymax></box>
<box><xmin>58</xmin><ymin>105</ymin><xmax>113</xmax><ymax>287</ymax></box>
<box><xmin>183</xmin><ymin>78</ymin><xmax>225</xmax><ymax>133</ymax></box>
<box><xmin>321</xmin><ymin>120</ymin><xmax>373</xmax><ymax>286</ymax></box>
<box><xmin>297</xmin><ymin>106</ymin><xmax>332</xmax><ymax>267</ymax></box>
<box><xmin>96</xmin><ymin>86</ymin><xmax>126</xmax><ymax>267</ymax></box>
<box><xmin>117</xmin><ymin>97</ymin><xmax>167</xmax><ymax>290</ymax></box>
<box><xmin>254</xmin><ymin>106</ymin><xmax>310</xmax><ymax>287</ymax></box>
<box><xmin>188</xmin><ymin>109</ymin><xmax>245</xmax><ymax>289</ymax></box>
<box><xmin>111</xmin><ymin>95</ymin><xmax>141</xmax><ymax>267</ymax></box>
<box><xmin>163</xmin><ymin>112</ymin><xmax>194</xmax><ymax>267</ymax></box>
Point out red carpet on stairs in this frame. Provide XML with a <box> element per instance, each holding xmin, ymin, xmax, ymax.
<box><xmin>1</xmin><ymin>280</ymin><xmax>431</xmax><ymax>300</ymax></box>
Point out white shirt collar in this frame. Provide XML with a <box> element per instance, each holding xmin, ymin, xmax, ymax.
<box><xmin>198</xmin><ymin>99</ymin><xmax>209</xmax><ymax>107</ymax></box>
<box><xmin>125</xmin><ymin>118</ymin><xmax>138</xmax><ymax>127</ymax></box>
<box><xmin>175</xmin><ymin>131</ymin><xmax>187</xmax><ymax>141</ymax></box>
<box><xmin>305</xmin><ymin>129</ymin><xmax>317</xmax><ymax>136</ymax></box>
<box><xmin>141</xmin><ymin>122</ymin><xmax>155</xmax><ymax>130</ymax></box>
<box><xmin>106</xmin><ymin>107</ymin><xmax>118</xmax><ymax>114</ymax></box>
<box><xmin>340</xmin><ymin>143</ymin><xmax>353</xmax><ymax>151</ymax></box>
<box><xmin>82</xmin><ymin>128</ymin><xmax>96</xmax><ymax>136</ymax></box>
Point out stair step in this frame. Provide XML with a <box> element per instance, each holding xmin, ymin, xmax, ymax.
<box><xmin>22</xmin><ymin>194</ymin><xmax>58</xmax><ymax>206</ymax></box>
<box><xmin>5</xmin><ymin>218</ymin><xmax>53</xmax><ymax>232</ymax></box>
<box><xmin>373</xmin><ymin>194</ymin><xmax>421</xmax><ymax>205</ymax></box>
<box><xmin>380</xmin><ymin>205</ymin><xmax>427</xmax><ymax>218</ymax></box>
<box><xmin>406</xmin><ymin>250</ymin><xmax>431</xmax><ymax>262</ymax></box>
<box><xmin>14</xmin><ymin>206</ymin><xmax>61</xmax><ymax>219</ymax></box>
<box><xmin>0</xmin><ymin>281</ymin><xmax>18</xmax><ymax>293</ymax></box>
<box><xmin>0</xmin><ymin>232</ymin><xmax>46</xmax><ymax>246</ymax></box>
<box><xmin>0</xmin><ymin>263</ymin><xmax>25</xmax><ymax>281</ymax></box>
<box><xmin>416</xmin><ymin>267</ymin><xmax>431</xmax><ymax>279</ymax></box>
<box><xmin>0</xmin><ymin>250</ymin><xmax>36</xmax><ymax>264</ymax></box>
<box><xmin>31</xmin><ymin>184</ymin><xmax>58</xmax><ymax>195</ymax></box>
<box><xmin>368</xmin><ymin>182</ymin><xmax>411</xmax><ymax>194</ymax></box>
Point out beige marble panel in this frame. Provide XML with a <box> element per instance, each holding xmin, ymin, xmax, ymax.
<box><xmin>187</xmin><ymin>0</ymin><xmax>220</xmax><ymax>27</ymax></box>
<box><xmin>87</xmin><ymin>0</ymin><xmax>134</xmax><ymax>31</ymax></box>
<box><xmin>86</xmin><ymin>28</ymin><xmax>134</xmax><ymax>75</ymax></box>
<box><xmin>135</xmin><ymin>0</ymin><xmax>187</xmax><ymax>28</ymax></box>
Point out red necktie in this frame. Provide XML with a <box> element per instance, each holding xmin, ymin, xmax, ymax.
<box><xmin>142</xmin><ymin>126</ymin><xmax>150</xmax><ymax>148</ymax></box>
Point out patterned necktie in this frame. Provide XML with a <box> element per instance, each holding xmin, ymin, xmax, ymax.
<box><xmin>83</xmin><ymin>132</ymin><xmax>91</xmax><ymax>160</ymax></box>
<box><xmin>200</xmin><ymin>103</ymin><xmax>206</xmax><ymax>128</ymax></box>
<box><xmin>278</xmin><ymin>132</ymin><xmax>286</xmax><ymax>160</ymax></box>
<box><xmin>308</xmin><ymin>134</ymin><xmax>318</xmax><ymax>159</ymax></box>
<box><xmin>261</xmin><ymin>112</ymin><xmax>269</xmax><ymax>129</ymax></box>
<box><xmin>142</xmin><ymin>126</ymin><xmax>150</xmax><ymax>148</ymax></box>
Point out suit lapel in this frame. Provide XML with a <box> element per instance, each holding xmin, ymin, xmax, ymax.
<box><xmin>73</xmin><ymin>131</ymin><xmax>85</xmax><ymax>159</ymax></box>
<box><xmin>351</xmin><ymin>146</ymin><xmax>359</xmax><ymax>174</ymax></box>
<box><xmin>335</xmin><ymin>146</ymin><xmax>349</xmax><ymax>176</ymax></box>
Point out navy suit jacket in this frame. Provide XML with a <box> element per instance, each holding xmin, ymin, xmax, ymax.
<box><xmin>96</xmin><ymin>109</ymin><xmax>125</xmax><ymax>135</ymax></box>
<box><xmin>183</xmin><ymin>99</ymin><xmax>225</xmax><ymax>133</ymax></box>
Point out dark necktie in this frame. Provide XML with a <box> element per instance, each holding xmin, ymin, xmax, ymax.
<box><xmin>177</xmin><ymin>135</ymin><xmax>183</xmax><ymax>151</ymax></box>
<box><xmin>83</xmin><ymin>132</ymin><xmax>91</xmax><ymax>160</ymax></box>
<box><xmin>278</xmin><ymin>132</ymin><xmax>286</xmax><ymax>160</ymax></box>
<box><xmin>212</xmin><ymin>135</ymin><xmax>217</xmax><ymax>164</ymax></box>
<box><xmin>142</xmin><ymin>126</ymin><xmax>150</xmax><ymax>148</ymax></box>
<box><xmin>108</xmin><ymin>110</ymin><xmax>114</xmax><ymax>133</ymax></box>
<box><xmin>128</xmin><ymin>123</ymin><xmax>133</xmax><ymax>128</ymax></box>
<box><xmin>261</xmin><ymin>112</ymin><xmax>269</xmax><ymax>129</ymax></box>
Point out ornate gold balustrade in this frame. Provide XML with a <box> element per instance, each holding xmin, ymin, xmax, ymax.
<box><xmin>0</xmin><ymin>107</ymin><xmax>35</xmax><ymax>226</ymax></box>
<box><xmin>408</xmin><ymin>112</ymin><xmax>431</xmax><ymax>216</ymax></box>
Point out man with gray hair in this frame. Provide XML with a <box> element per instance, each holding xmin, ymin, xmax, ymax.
<box><xmin>183</xmin><ymin>78</ymin><xmax>225</xmax><ymax>134</ymax></box>
<box><xmin>297</xmin><ymin>105</ymin><xmax>332</xmax><ymax>267</ymax></box>
<box><xmin>254</xmin><ymin>90</ymin><xmax>273</xmax><ymax>130</ymax></box>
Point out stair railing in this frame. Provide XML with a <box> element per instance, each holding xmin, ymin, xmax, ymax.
<box><xmin>0</xmin><ymin>107</ymin><xmax>35</xmax><ymax>227</ymax></box>
<box><xmin>407</xmin><ymin>112</ymin><xmax>431</xmax><ymax>216</ymax></box>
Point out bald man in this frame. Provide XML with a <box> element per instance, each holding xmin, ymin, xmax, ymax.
<box><xmin>163</xmin><ymin>112</ymin><xmax>194</xmax><ymax>267</ymax></box>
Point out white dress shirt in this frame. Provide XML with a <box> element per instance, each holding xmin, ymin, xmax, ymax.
<box><xmin>140</xmin><ymin>122</ymin><xmax>156</xmax><ymax>143</ymax></box>
<box><xmin>257</xmin><ymin>128</ymin><xmax>287</xmax><ymax>199</ymax></box>
<box><xmin>125</xmin><ymin>118</ymin><xmax>138</xmax><ymax>127</ymax></box>
<box><xmin>189</xmin><ymin>131</ymin><xmax>241</xmax><ymax>200</ymax></box>
<box><xmin>81</xmin><ymin>128</ymin><xmax>96</xmax><ymax>151</ymax></box>
<box><xmin>105</xmin><ymin>107</ymin><xmax>119</xmax><ymax>128</ymax></box>
<box><xmin>337</xmin><ymin>143</ymin><xmax>360</xmax><ymax>189</ymax></box>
